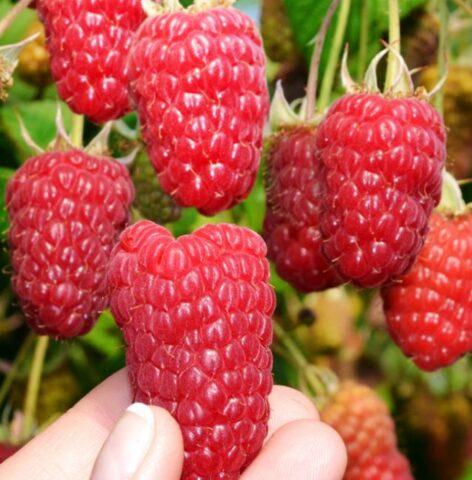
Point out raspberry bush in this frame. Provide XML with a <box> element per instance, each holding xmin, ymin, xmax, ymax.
<box><xmin>0</xmin><ymin>0</ymin><xmax>471</xmax><ymax>479</ymax></box>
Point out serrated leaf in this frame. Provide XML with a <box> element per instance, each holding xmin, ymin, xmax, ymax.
<box><xmin>0</xmin><ymin>101</ymin><xmax>72</xmax><ymax>161</ymax></box>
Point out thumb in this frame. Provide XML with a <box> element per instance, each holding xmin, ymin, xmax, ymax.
<box><xmin>90</xmin><ymin>403</ymin><xmax>184</xmax><ymax>480</ymax></box>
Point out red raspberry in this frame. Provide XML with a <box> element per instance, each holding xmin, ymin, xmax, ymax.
<box><xmin>348</xmin><ymin>450</ymin><xmax>413</xmax><ymax>480</ymax></box>
<box><xmin>36</xmin><ymin>0</ymin><xmax>145</xmax><ymax>123</ymax></box>
<box><xmin>382</xmin><ymin>211</ymin><xmax>472</xmax><ymax>371</ymax></box>
<box><xmin>321</xmin><ymin>382</ymin><xmax>397</xmax><ymax>465</ymax></box>
<box><xmin>107</xmin><ymin>220</ymin><xmax>275</xmax><ymax>479</ymax></box>
<box><xmin>316</xmin><ymin>93</ymin><xmax>446</xmax><ymax>287</ymax></box>
<box><xmin>0</xmin><ymin>443</ymin><xmax>20</xmax><ymax>464</ymax></box>
<box><xmin>6</xmin><ymin>150</ymin><xmax>134</xmax><ymax>339</ymax></box>
<box><xmin>127</xmin><ymin>6</ymin><xmax>269</xmax><ymax>215</ymax></box>
<box><xmin>263</xmin><ymin>126</ymin><xmax>342</xmax><ymax>292</ymax></box>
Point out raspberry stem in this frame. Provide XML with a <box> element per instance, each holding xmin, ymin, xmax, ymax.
<box><xmin>21</xmin><ymin>335</ymin><xmax>49</xmax><ymax>442</ymax></box>
<box><xmin>70</xmin><ymin>114</ymin><xmax>84</xmax><ymax>148</ymax></box>
<box><xmin>384</xmin><ymin>0</ymin><xmax>401</xmax><ymax>91</ymax></box>
<box><xmin>357</xmin><ymin>0</ymin><xmax>370</xmax><ymax>82</ymax></box>
<box><xmin>318</xmin><ymin>0</ymin><xmax>351</xmax><ymax>112</ymax></box>
<box><xmin>0</xmin><ymin>0</ymin><xmax>33</xmax><ymax>38</ymax></box>
<box><xmin>305</xmin><ymin>0</ymin><xmax>341</xmax><ymax>122</ymax></box>
<box><xmin>435</xmin><ymin>0</ymin><xmax>449</xmax><ymax>116</ymax></box>
<box><xmin>0</xmin><ymin>332</ymin><xmax>35</xmax><ymax>408</ymax></box>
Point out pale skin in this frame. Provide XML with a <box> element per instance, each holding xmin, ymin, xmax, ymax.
<box><xmin>0</xmin><ymin>369</ymin><xmax>347</xmax><ymax>480</ymax></box>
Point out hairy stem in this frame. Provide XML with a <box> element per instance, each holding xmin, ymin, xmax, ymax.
<box><xmin>21</xmin><ymin>336</ymin><xmax>49</xmax><ymax>442</ymax></box>
<box><xmin>318</xmin><ymin>0</ymin><xmax>351</xmax><ymax>112</ymax></box>
<box><xmin>385</xmin><ymin>0</ymin><xmax>401</xmax><ymax>90</ymax></box>
<box><xmin>0</xmin><ymin>0</ymin><xmax>33</xmax><ymax>38</ymax></box>
<box><xmin>357</xmin><ymin>0</ymin><xmax>370</xmax><ymax>82</ymax></box>
<box><xmin>70</xmin><ymin>114</ymin><xmax>84</xmax><ymax>148</ymax></box>
<box><xmin>0</xmin><ymin>332</ymin><xmax>35</xmax><ymax>407</ymax></box>
<box><xmin>305</xmin><ymin>0</ymin><xmax>341</xmax><ymax>122</ymax></box>
<box><xmin>435</xmin><ymin>0</ymin><xmax>449</xmax><ymax>115</ymax></box>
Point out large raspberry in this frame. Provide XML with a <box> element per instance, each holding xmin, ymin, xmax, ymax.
<box><xmin>36</xmin><ymin>0</ymin><xmax>145</xmax><ymax>123</ymax></box>
<box><xmin>263</xmin><ymin>126</ymin><xmax>342</xmax><ymax>292</ymax></box>
<box><xmin>316</xmin><ymin>92</ymin><xmax>446</xmax><ymax>287</ymax></box>
<box><xmin>382</xmin><ymin>211</ymin><xmax>472</xmax><ymax>371</ymax></box>
<box><xmin>107</xmin><ymin>221</ymin><xmax>275</xmax><ymax>479</ymax></box>
<box><xmin>127</xmin><ymin>6</ymin><xmax>269</xmax><ymax>215</ymax></box>
<box><xmin>6</xmin><ymin>150</ymin><xmax>134</xmax><ymax>338</ymax></box>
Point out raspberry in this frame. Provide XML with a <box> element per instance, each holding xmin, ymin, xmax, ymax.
<box><xmin>17</xmin><ymin>20</ymin><xmax>51</xmax><ymax>88</ymax></box>
<box><xmin>107</xmin><ymin>220</ymin><xmax>275</xmax><ymax>479</ymax></box>
<box><xmin>321</xmin><ymin>382</ymin><xmax>397</xmax><ymax>464</ymax></box>
<box><xmin>6</xmin><ymin>149</ymin><xmax>134</xmax><ymax>339</ymax></box>
<box><xmin>263</xmin><ymin>126</ymin><xmax>342</xmax><ymax>292</ymax></box>
<box><xmin>0</xmin><ymin>443</ymin><xmax>19</xmax><ymax>464</ymax></box>
<box><xmin>347</xmin><ymin>450</ymin><xmax>413</xmax><ymax>480</ymax></box>
<box><xmin>132</xmin><ymin>151</ymin><xmax>182</xmax><ymax>224</ymax></box>
<box><xmin>382</xmin><ymin>211</ymin><xmax>472</xmax><ymax>371</ymax></box>
<box><xmin>316</xmin><ymin>92</ymin><xmax>446</xmax><ymax>287</ymax></box>
<box><xmin>127</xmin><ymin>5</ymin><xmax>269</xmax><ymax>215</ymax></box>
<box><xmin>36</xmin><ymin>0</ymin><xmax>145</xmax><ymax>123</ymax></box>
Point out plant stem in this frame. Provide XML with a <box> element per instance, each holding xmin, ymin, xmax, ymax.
<box><xmin>357</xmin><ymin>0</ymin><xmax>370</xmax><ymax>82</ymax></box>
<box><xmin>435</xmin><ymin>0</ymin><xmax>449</xmax><ymax>116</ymax></box>
<box><xmin>70</xmin><ymin>114</ymin><xmax>84</xmax><ymax>148</ymax></box>
<box><xmin>0</xmin><ymin>0</ymin><xmax>33</xmax><ymax>38</ymax></box>
<box><xmin>318</xmin><ymin>0</ymin><xmax>351</xmax><ymax>112</ymax></box>
<box><xmin>21</xmin><ymin>335</ymin><xmax>49</xmax><ymax>442</ymax></box>
<box><xmin>305</xmin><ymin>0</ymin><xmax>341</xmax><ymax>122</ymax></box>
<box><xmin>385</xmin><ymin>0</ymin><xmax>401</xmax><ymax>90</ymax></box>
<box><xmin>273</xmin><ymin>321</ymin><xmax>308</xmax><ymax>369</ymax></box>
<box><xmin>0</xmin><ymin>332</ymin><xmax>35</xmax><ymax>407</ymax></box>
<box><xmin>454</xmin><ymin>0</ymin><xmax>472</xmax><ymax>15</ymax></box>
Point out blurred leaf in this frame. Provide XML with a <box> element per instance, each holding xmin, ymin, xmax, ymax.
<box><xmin>0</xmin><ymin>101</ymin><xmax>72</xmax><ymax>161</ymax></box>
<box><xmin>79</xmin><ymin>311</ymin><xmax>123</xmax><ymax>357</ymax></box>
<box><xmin>0</xmin><ymin>0</ymin><xmax>36</xmax><ymax>46</ymax></box>
<box><xmin>284</xmin><ymin>0</ymin><xmax>428</xmax><ymax>76</ymax></box>
<box><xmin>0</xmin><ymin>167</ymin><xmax>14</xmax><ymax>236</ymax></box>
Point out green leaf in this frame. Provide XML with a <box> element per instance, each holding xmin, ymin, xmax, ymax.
<box><xmin>0</xmin><ymin>101</ymin><xmax>72</xmax><ymax>161</ymax></box>
<box><xmin>0</xmin><ymin>167</ymin><xmax>14</xmax><ymax>237</ymax></box>
<box><xmin>79</xmin><ymin>311</ymin><xmax>123</xmax><ymax>357</ymax></box>
<box><xmin>283</xmin><ymin>0</ymin><xmax>428</xmax><ymax>76</ymax></box>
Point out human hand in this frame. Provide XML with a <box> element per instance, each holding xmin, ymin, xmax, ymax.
<box><xmin>0</xmin><ymin>369</ymin><xmax>346</xmax><ymax>480</ymax></box>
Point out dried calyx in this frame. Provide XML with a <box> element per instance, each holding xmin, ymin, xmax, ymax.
<box><xmin>437</xmin><ymin>171</ymin><xmax>468</xmax><ymax>215</ymax></box>
<box><xmin>141</xmin><ymin>0</ymin><xmax>234</xmax><ymax>16</ymax></box>
<box><xmin>17</xmin><ymin>107</ymin><xmax>138</xmax><ymax>165</ymax></box>
<box><xmin>341</xmin><ymin>44</ymin><xmax>447</xmax><ymax>100</ymax></box>
<box><xmin>0</xmin><ymin>34</ymin><xmax>39</xmax><ymax>101</ymax></box>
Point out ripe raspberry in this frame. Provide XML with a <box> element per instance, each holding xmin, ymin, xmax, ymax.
<box><xmin>347</xmin><ymin>450</ymin><xmax>413</xmax><ymax>480</ymax></box>
<box><xmin>321</xmin><ymin>382</ymin><xmax>397</xmax><ymax>465</ymax></box>
<box><xmin>382</xmin><ymin>211</ymin><xmax>472</xmax><ymax>371</ymax></box>
<box><xmin>263</xmin><ymin>126</ymin><xmax>342</xmax><ymax>292</ymax></box>
<box><xmin>127</xmin><ymin>5</ymin><xmax>269</xmax><ymax>215</ymax></box>
<box><xmin>132</xmin><ymin>151</ymin><xmax>182</xmax><ymax>224</ymax></box>
<box><xmin>107</xmin><ymin>220</ymin><xmax>275</xmax><ymax>479</ymax></box>
<box><xmin>36</xmin><ymin>0</ymin><xmax>145</xmax><ymax>123</ymax></box>
<box><xmin>0</xmin><ymin>443</ymin><xmax>20</xmax><ymax>464</ymax></box>
<box><xmin>316</xmin><ymin>92</ymin><xmax>446</xmax><ymax>287</ymax></box>
<box><xmin>17</xmin><ymin>20</ymin><xmax>51</xmax><ymax>88</ymax></box>
<box><xmin>6</xmin><ymin>149</ymin><xmax>134</xmax><ymax>338</ymax></box>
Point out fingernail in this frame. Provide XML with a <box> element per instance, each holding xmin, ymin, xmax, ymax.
<box><xmin>91</xmin><ymin>403</ymin><xmax>155</xmax><ymax>480</ymax></box>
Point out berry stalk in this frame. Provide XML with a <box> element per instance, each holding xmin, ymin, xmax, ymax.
<box><xmin>70</xmin><ymin>114</ymin><xmax>84</xmax><ymax>148</ymax></box>
<box><xmin>318</xmin><ymin>0</ymin><xmax>351</xmax><ymax>112</ymax></box>
<box><xmin>357</xmin><ymin>0</ymin><xmax>370</xmax><ymax>81</ymax></box>
<box><xmin>0</xmin><ymin>0</ymin><xmax>33</xmax><ymax>37</ymax></box>
<box><xmin>305</xmin><ymin>0</ymin><xmax>341</xmax><ymax>121</ymax></box>
<box><xmin>384</xmin><ymin>0</ymin><xmax>401</xmax><ymax>91</ymax></box>
<box><xmin>0</xmin><ymin>332</ymin><xmax>35</xmax><ymax>407</ymax></box>
<box><xmin>435</xmin><ymin>0</ymin><xmax>449</xmax><ymax>116</ymax></box>
<box><xmin>21</xmin><ymin>335</ymin><xmax>49</xmax><ymax>441</ymax></box>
